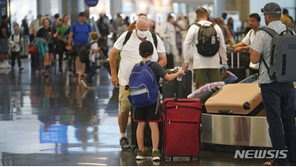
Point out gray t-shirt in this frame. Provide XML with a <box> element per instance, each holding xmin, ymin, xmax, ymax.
<box><xmin>250</xmin><ymin>21</ymin><xmax>286</xmax><ymax>85</ymax></box>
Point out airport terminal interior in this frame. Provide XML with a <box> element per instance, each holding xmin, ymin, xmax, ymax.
<box><xmin>0</xmin><ymin>0</ymin><xmax>296</xmax><ymax>166</ymax></box>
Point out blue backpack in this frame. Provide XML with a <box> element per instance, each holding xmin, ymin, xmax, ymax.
<box><xmin>128</xmin><ymin>61</ymin><xmax>159</xmax><ymax>108</ymax></box>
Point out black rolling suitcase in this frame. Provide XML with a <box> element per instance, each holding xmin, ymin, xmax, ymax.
<box><xmin>166</xmin><ymin>53</ymin><xmax>174</xmax><ymax>69</ymax></box>
<box><xmin>227</xmin><ymin>50</ymin><xmax>248</xmax><ymax>82</ymax></box>
<box><xmin>130</xmin><ymin>107</ymin><xmax>162</xmax><ymax>150</ymax></box>
<box><xmin>98</xmin><ymin>50</ymin><xmax>111</xmax><ymax>74</ymax></box>
<box><xmin>162</xmin><ymin>70</ymin><xmax>192</xmax><ymax>99</ymax></box>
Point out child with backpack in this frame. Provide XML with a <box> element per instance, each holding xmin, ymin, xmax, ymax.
<box><xmin>83</xmin><ymin>32</ymin><xmax>100</xmax><ymax>88</ymax></box>
<box><xmin>128</xmin><ymin>41</ymin><xmax>185</xmax><ymax>161</ymax></box>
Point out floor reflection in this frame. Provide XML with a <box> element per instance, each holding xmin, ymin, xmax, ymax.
<box><xmin>0</xmin><ymin>60</ymin><xmax>266</xmax><ymax>166</ymax></box>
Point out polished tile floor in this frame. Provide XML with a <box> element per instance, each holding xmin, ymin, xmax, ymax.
<box><xmin>0</xmin><ymin>60</ymin><xmax>266</xmax><ymax>166</ymax></box>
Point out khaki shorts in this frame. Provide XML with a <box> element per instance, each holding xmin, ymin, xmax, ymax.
<box><xmin>118</xmin><ymin>86</ymin><xmax>131</xmax><ymax>113</ymax></box>
<box><xmin>194</xmin><ymin>69</ymin><xmax>221</xmax><ymax>84</ymax></box>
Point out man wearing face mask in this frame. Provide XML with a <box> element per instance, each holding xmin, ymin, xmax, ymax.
<box><xmin>109</xmin><ymin>16</ymin><xmax>167</xmax><ymax>150</ymax></box>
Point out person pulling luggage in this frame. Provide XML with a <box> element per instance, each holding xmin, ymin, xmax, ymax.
<box><xmin>128</xmin><ymin>41</ymin><xmax>185</xmax><ymax>161</ymax></box>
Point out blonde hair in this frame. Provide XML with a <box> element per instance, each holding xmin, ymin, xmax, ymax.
<box><xmin>56</xmin><ymin>20</ymin><xmax>63</xmax><ymax>28</ymax></box>
<box><xmin>90</xmin><ymin>32</ymin><xmax>99</xmax><ymax>40</ymax></box>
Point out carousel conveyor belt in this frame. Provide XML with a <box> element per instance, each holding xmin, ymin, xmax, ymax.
<box><xmin>201</xmin><ymin>113</ymin><xmax>273</xmax><ymax>147</ymax></box>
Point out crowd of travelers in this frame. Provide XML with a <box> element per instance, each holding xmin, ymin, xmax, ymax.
<box><xmin>0</xmin><ymin>3</ymin><xmax>295</xmax><ymax>164</ymax></box>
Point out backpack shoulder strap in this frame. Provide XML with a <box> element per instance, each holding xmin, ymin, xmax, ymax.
<box><xmin>196</xmin><ymin>23</ymin><xmax>202</xmax><ymax>28</ymax></box>
<box><xmin>146</xmin><ymin>61</ymin><xmax>155</xmax><ymax>66</ymax></box>
<box><xmin>12</xmin><ymin>34</ymin><xmax>14</xmax><ymax>41</ymax></box>
<box><xmin>151</xmin><ymin>32</ymin><xmax>158</xmax><ymax>50</ymax></box>
<box><xmin>258</xmin><ymin>27</ymin><xmax>277</xmax><ymax>37</ymax></box>
<box><xmin>123</xmin><ymin>30</ymin><xmax>133</xmax><ymax>46</ymax></box>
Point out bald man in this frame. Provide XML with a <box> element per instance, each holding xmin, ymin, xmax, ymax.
<box><xmin>109</xmin><ymin>16</ymin><xmax>167</xmax><ymax>149</ymax></box>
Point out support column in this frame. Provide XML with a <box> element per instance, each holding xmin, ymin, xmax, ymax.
<box><xmin>60</xmin><ymin>0</ymin><xmax>85</xmax><ymax>24</ymax></box>
<box><xmin>213</xmin><ymin>0</ymin><xmax>226</xmax><ymax>18</ymax></box>
<box><xmin>37</xmin><ymin>0</ymin><xmax>50</xmax><ymax>15</ymax></box>
<box><xmin>110</xmin><ymin>0</ymin><xmax>122</xmax><ymax>18</ymax></box>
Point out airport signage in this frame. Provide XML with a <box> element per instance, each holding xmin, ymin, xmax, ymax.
<box><xmin>85</xmin><ymin>0</ymin><xmax>98</xmax><ymax>7</ymax></box>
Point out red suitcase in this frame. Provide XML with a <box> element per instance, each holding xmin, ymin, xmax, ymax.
<box><xmin>163</xmin><ymin>98</ymin><xmax>202</xmax><ymax>159</ymax></box>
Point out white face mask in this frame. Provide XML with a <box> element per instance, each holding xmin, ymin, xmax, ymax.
<box><xmin>137</xmin><ymin>29</ymin><xmax>149</xmax><ymax>38</ymax></box>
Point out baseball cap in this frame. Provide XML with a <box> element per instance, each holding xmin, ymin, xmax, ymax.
<box><xmin>261</xmin><ymin>2</ymin><xmax>282</xmax><ymax>15</ymax></box>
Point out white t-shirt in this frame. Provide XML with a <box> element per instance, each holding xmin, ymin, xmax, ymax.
<box><xmin>242</xmin><ymin>29</ymin><xmax>256</xmax><ymax>46</ymax></box>
<box><xmin>183</xmin><ymin>20</ymin><xmax>228</xmax><ymax>69</ymax></box>
<box><xmin>242</xmin><ymin>29</ymin><xmax>259</xmax><ymax>69</ymax></box>
<box><xmin>90</xmin><ymin>41</ymin><xmax>98</xmax><ymax>63</ymax></box>
<box><xmin>114</xmin><ymin>30</ymin><xmax>166</xmax><ymax>86</ymax></box>
<box><xmin>9</xmin><ymin>34</ymin><xmax>22</xmax><ymax>52</ymax></box>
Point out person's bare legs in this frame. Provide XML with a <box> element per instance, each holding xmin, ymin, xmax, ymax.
<box><xmin>137</xmin><ymin>122</ymin><xmax>146</xmax><ymax>151</ymax></box>
<box><xmin>75</xmin><ymin>56</ymin><xmax>82</xmax><ymax>83</ymax></box>
<box><xmin>149</xmin><ymin>122</ymin><xmax>159</xmax><ymax>151</ymax></box>
<box><xmin>118</xmin><ymin>111</ymin><xmax>129</xmax><ymax>134</ymax></box>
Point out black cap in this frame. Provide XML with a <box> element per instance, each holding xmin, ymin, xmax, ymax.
<box><xmin>139</xmin><ymin>41</ymin><xmax>154</xmax><ymax>58</ymax></box>
<box><xmin>261</xmin><ymin>2</ymin><xmax>281</xmax><ymax>15</ymax></box>
<box><xmin>78</xmin><ymin>12</ymin><xmax>85</xmax><ymax>17</ymax></box>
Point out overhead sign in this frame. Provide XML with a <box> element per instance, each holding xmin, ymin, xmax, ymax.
<box><xmin>0</xmin><ymin>0</ymin><xmax>7</xmax><ymax>18</ymax></box>
<box><xmin>85</xmin><ymin>0</ymin><xmax>99</xmax><ymax>7</ymax></box>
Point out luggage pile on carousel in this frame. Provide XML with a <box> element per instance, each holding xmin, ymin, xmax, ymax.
<box><xmin>130</xmin><ymin>65</ymin><xmax>265</xmax><ymax>161</ymax></box>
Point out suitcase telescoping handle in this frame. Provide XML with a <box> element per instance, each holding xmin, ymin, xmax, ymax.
<box><xmin>230</xmin><ymin>52</ymin><xmax>240</xmax><ymax>69</ymax></box>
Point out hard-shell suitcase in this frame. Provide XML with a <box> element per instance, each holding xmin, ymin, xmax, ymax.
<box><xmin>163</xmin><ymin>98</ymin><xmax>202</xmax><ymax>158</ymax></box>
<box><xmin>205</xmin><ymin>83</ymin><xmax>263</xmax><ymax>115</ymax></box>
<box><xmin>162</xmin><ymin>70</ymin><xmax>192</xmax><ymax>99</ymax></box>
<box><xmin>194</xmin><ymin>90</ymin><xmax>218</xmax><ymax>113</ymax></box>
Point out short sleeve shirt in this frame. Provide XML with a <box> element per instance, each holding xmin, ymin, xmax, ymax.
<box><xmin>90</xmin><ymin>42</ymin><xmax>98</xmax><ymax>63</ymax></box>
<box><xmin>148</xmin><ymin>61</ymin><xmax>167</xmax><ymax>83</ymax></box>
<box><xmin>242</xmin><ymin>29</ymin><xmax>256</xmax><ymax>46</ymax></box>
<box><xmin>250</xmin><ymin>21</ymin><xmax>286</xmax><ymax>85</ymax></box>
<box><xmin>70</xmin><ymin>21</ymin><xmax>93</xmax><ymax>45</ymax></box>
<box><xmin>113</xmin><ymin>30</ymin><xmax>166</xmax><ymax>86</ymax></box>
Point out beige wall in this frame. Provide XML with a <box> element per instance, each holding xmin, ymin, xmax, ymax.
<box><xmin>225</xmin><ymin>0</ymin><xmax>249</xmax><ymax>21</ymax></box>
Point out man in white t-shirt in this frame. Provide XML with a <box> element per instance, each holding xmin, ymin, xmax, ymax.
<box><xmin>108</xmin><ymin>16</ymin><xmax>166</xmax><ymax>150</ymax></box>
<box><xmin>183</xmin><ymin>7</ymin><xmax>228</xmax><ymax>89</ymax></box>
<box><xmin>233</xmin><ymin>13</ymin><xmax>261</xmax><ymax>70</ymax></box>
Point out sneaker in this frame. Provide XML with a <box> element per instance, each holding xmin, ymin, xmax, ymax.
<box><xmin>136</xmin><ymin>150</ymin><xmax>151</xmax><ymax>160</ymax></box>
<box><xmin>119</xmin><ymin>137</ymin><xmax>130</xmax><ymax>150</ymax></box>
<box><xmin>151</xmin><ymin>150</ymin><xmax>160</xmax><ymax>161</ymax></box>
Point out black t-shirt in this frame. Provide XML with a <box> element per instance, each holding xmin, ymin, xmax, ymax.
<box><xmin>37</xmin><ymin>27</ymin><xmax>54</xmax><ymax>52</ymax></box>
<box><xmin>146</xmin><ymin>61</ymin><xmax>167</xmax><ymax>83</ymax></box>
<box><xmin>0</xmin><ymin>22</ymin><xmax>9</xmax><ymax>39</ymax></box>
<box><xmin>37</xmin><ymin>27</ymin><xmax>53</xmax><ymax>41</ymax></box>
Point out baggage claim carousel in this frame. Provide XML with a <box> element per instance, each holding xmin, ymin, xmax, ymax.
<box><xmin>201</xmin><ymin>113</ymin><xmax>272</xmax><ymax>147</ymax></box>
<box><xmin>201</xmin><ymin>85</ymin><xmax>296</xmax><ymax>148</ymax></box>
